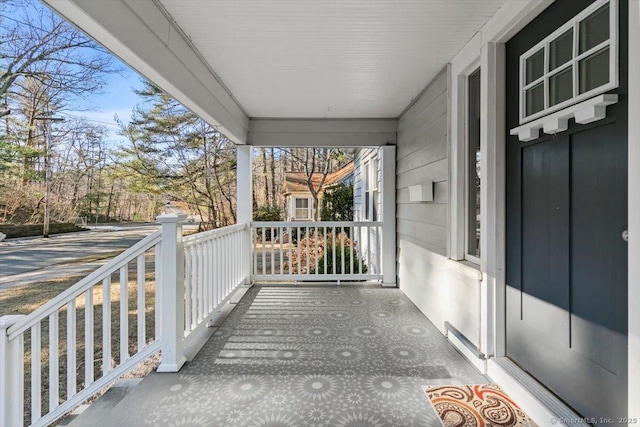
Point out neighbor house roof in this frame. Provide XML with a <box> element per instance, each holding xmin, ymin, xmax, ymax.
<box><xmin>283</xmin><ymin>161</ymin><xmax>353</xmax><ymax>195</ymax></box>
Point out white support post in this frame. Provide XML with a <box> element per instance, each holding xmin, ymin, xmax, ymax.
<box><xmin>237</xmin><ymin>145</ymin><xmax>253</xmax><ymax>286</ymax></box>
<box><xmin>628</xmin><ymin>0</ymin><xmax>640</xmax><ymax>419</ymax></box>
<box><xmin>381</xmin><ymin>145</ymin><xmax>397</xmax><ymax>287</ymax></box>
<box><xmin>156</xmin><ymin>213</ymin><xmax>187</xmax><ymax>372</ymax></box>
<box><xmin>1</xmin><ymin>315</ymin><xmax>25</xmax><ymax>427</ymax></box>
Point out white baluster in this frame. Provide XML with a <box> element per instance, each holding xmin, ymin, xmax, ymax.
<box><xmin>120</xmin><ymin>265</ymin><xmax>129</xmax><ymax>362</ymax></box>
<box><xmin>103</xmin><ymin>277</ymin><xmax>111</xmax><ymax>374</ymax></box>
<box><xmin>31</xmin><ymin>322</ymin><xmax>41</xmax><ymax>422</ymax></box>
<box><xmin>137</xmin><ymin>254</ymin><xmax>146</xmax><ymax>350</ymax></box>
<box><xmin>67</xmin><ymin>299</ymin><xmax>77</xmax><ymax>397</ymax></box>
<box><xmin>49</xmin><ymin>311</ymin><xmax>60</xmax><ymax>411</ymax></box>
<box><xmin>85</xmin><ymin>290</ymin><xmax>94</xmax><ymax>385</ymax></box>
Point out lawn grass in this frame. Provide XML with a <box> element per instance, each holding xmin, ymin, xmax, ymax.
<box><xmin>0</xmin><ymin>255</ymin><xmax>160</xmax><ymax>426</ymax></box>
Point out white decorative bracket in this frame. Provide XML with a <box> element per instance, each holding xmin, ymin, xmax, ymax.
<box><xmin>510</xmin><ymin>94</ymin><xmax>618</xmax><ymax>142</ymax></box>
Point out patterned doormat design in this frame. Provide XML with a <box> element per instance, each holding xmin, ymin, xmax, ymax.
<box><xmin>423</xmin><ymin>384</ymin><xmax>538</xmax><ymax>427</ymax></box>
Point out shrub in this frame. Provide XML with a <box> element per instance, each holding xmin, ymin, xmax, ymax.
<box><xmin>314</xmin><ymin>237</ymin><xmax>367</xmax><ymax>275</ymax></box>
<box><xmin>320</xmin><ymin>183</ymin><xmax>354</xmax><ymax>222</ymax></box>
<box><xmin>253</xmin><ymin>205</ymin><xmax>282</xmax><ymax>222</ymax></box>
<box><xmin>253</xmin><ymin>206</ymin><xmax>282</xmax><ymax>241</ymax></box>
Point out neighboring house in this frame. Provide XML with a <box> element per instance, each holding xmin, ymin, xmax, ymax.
<box><xmin>282</xmin><ymin>161</ymin><xmax>353</xmax><ymax>221</ymax></box>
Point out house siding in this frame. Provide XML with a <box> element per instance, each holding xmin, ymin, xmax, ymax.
<box><xmin>354</xmin><ymin>148</ymin><xmax>382</xmax><ymax>274</ymax></box>
<box><xmin>396</xmin><ymin>66</ymin><xmax>480</xmax><ymax>345</ymax></box>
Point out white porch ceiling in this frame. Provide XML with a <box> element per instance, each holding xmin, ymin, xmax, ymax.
<box><xmin>44</xmin><ymin>0</ymin><xmax>509</xmax><ymax>143</ymax></box>
<box><xmin>157</xmin><ymin>0</ymin><xmax>507</xmax><ymax>119</ymax></box>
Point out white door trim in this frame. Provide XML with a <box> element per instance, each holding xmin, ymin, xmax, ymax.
<box><xmin>627</xmin><ymin>0</ymin><xmax>640</xmax><ymax>419</ymax></box>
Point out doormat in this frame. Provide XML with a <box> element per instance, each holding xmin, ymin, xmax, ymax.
<box><xmin>423</xmin><ymin>384</ymin><xmax>538</xmax><ymax>427</ymax></box>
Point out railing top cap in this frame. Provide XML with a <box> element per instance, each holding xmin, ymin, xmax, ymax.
<box><xmin>156</xmin><ymin>213</ymin><xmax>188</xmax><ymax>223</ymax></box>
<box><xmin>0</xmin><ymin>314</ymin><xmax>26</xmax><ymax>329</ymax></box>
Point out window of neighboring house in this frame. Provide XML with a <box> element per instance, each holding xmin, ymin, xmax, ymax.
<box><xmin>295</xmin><ymin>197</ymin><xmax>310</xmax><ymax>219</ymax></box>
<box><xmin>466</xmin><ymin>68</ymin><xmax>481</xmax><ymax>262</ymax></box>
<box><xmin>363</xmin><ymin>159</ymin><xmax>379</xmax><ymax>221</ymax></box>
<box><xmin>519</xmin><ymin>0</ymin><xmax>617</xmax><ymax>123</ymax></box>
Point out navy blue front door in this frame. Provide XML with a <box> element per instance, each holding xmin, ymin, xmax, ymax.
<box><xmin>505</xmin><ymin>0</ymin><xmax>628</xmax><ymax>422</ymax></box>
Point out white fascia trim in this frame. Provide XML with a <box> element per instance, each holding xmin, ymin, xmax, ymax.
<box><xmin>43</xmin><ymin>0</ymin><xmax>249</xmax><ymax>145</ymax></box>
<box><xmin>509</xmin><ymin>94</ymin><xmax>618</xmax><ymax>142</ymax></box>
<box><xmin>248</xmin><ymin>118</ymin><xmax>398</xmax><ymax>147</ymax></box>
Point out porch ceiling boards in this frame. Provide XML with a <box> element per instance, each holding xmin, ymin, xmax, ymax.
<box><xmin>43</xmin><ymin>0</ymin><xmax>506</xmax><ymax>144</ymax></box>
<box><xmin>80</xmin><ymin>286</ymin><xmax>487</xmax><ymax>426</ymax></box>
<box><xmin>158</xmin><ymin>0</ymin><xmax>507</xmax><ymax>118</ymax></box>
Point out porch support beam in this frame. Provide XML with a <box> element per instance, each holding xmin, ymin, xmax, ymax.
<box><xmin>628</xmin><ymin>0</ymin><xmax>640</xmax><ymax>419</ymax></box>
<box><xmin>43</xmin><ymin>0</ymin><xmax>249</xmax><ymax>145</ymax></box>
<box><xmin>248</xmin><ymin>119</ymin><xmax>397</xmax><ymax>147</ymax></box>
<box><xmin>381</xmin><ymin>145</ymin><xmax>397</xmax><ymax>287</ymax></box>
<box><xmin>237</xmin><ymin>146</ymin><xmax>253</xmax><ymax>284</ymax></box>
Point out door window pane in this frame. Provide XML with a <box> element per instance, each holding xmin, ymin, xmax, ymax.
<box><xmin>519</xmin><ymin>0</ymin><xmax>614</xmax><ymax>121</ymax></box>
<box><xmin>579</xmin><ymin>47</ymin><xmax>609</xmax><ymax>94</ymax></box>
<box><xmin>526</xmin><ymin>49</ymin><xmax>544</xmax><ymax>84</ymax></box>
<box><xmin>550</xmin><ymin>67</ymin><xmax>574</xmax><ymax>106</ymax></box>
<box><xmin>525</xmin><ymin>83</ymin><xmax>545</xmax><ymax>116</ymax></box>
<box><xmin>579</xmin><ymin>3</ymin><xmax>609</xmax><ymax>53</ymax></box>
<box><xmin>550</xmin><ymin>29</ymin><xmax>573</xmax><ymax>71</ymax></box>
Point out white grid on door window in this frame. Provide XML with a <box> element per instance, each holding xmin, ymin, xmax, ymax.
<box><xmin>519</xmin><ymin>0</ymin><xmax>617</xmax><ymax>123</ymax></box>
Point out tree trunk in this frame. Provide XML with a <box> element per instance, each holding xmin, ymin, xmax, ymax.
<box><xmin>261</xmin><ymin>149</ymin><xmax>269</xmax><ymax>205</ymax></box>
<box><xmin>270</xmin><ymin>148</ymin><xmax>277</xmax><ymax>208</ymax></box>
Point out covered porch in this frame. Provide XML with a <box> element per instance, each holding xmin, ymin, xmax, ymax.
<box><xmin>1</xmin><ymin>0</ymin><xmax>639</xmax><ymax>426</ymax></box>
<box><xmin>66</xmin><ymin>285</ymin><xmax>487</xmax><ymax>426</ymax></box>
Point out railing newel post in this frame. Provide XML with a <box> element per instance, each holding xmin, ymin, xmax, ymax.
<box><xmin>1</xmin><ymin>315</ymin><xmax>26</xmax><ymax>427</ymax></box>
<box><xmin>156</xmin><ymin>213</ymin><xmax>187</xmax><ymax>372</ymax></box>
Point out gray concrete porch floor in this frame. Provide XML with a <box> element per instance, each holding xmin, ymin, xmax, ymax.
<box><xmin>85</xmin><ymin>285</ymin><xmax>487</xmax><ymax>426</ymax></box>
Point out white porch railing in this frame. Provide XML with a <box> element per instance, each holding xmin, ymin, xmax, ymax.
<box><xmin>251</xmin><ymin>221</ymin><xmax>383</xmax><ymax>282</ymax></box>
<box><xmin>0</xmin><ymin>230</ymin><xmax>163</xmax><ymax>427</ymax></box>
<box><xmin>181</xmin><ymin>223</ymin><xmax>248</xmax><ymax>353</ymax></box>
<box><xmin>0</xmin><ymin>216</ymin><xmax>249</xmax><ymax>427</ymax></box>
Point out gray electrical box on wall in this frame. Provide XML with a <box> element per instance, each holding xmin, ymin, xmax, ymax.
<box><xmin>408</xmin><ymin>182</ymin><xmax>434</xmax><ymax>202</ymax></box>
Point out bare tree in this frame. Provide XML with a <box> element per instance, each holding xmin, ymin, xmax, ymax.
<box><xmin>283</xmin><ymin>148</ymin><xmax>346</xmax><ymax>221</ymax></box>
<box><xmin>0</xmin><ymin>0</ymin><xmax>118</xmax><ymax>102</ymax></box>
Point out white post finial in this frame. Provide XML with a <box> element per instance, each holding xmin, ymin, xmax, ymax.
<box><xmin>156</xmin><ymin>213</ymin><xmax>187</xmax><ymax>372</ymax></box>
<box><xmin>1</xmin><ymin>315</ymin><xmax>25</xmax><ymax>426</ymax></box>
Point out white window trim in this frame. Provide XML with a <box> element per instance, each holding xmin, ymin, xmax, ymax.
<box><xmin>518</xmin><ymin>0</ymin><xmax>618</xmax><ymax>124</ymax></box>
<box><xmin>465</xmin><ymin>67</ymin><xmax>482</xmax><ymax>265</ymax></box>
<box><xmin>294</xmin><ymin>197</ymin><xmax>311</xmax><ymax>220</ymax></box>
<box><xmin>450</xmin><ymin>57</ymin><xmax>482</xmax><ymax>263</ymax></box>
<box><xmin>360</xmin><ymin>152</ymin><xmax>380</xmax><ymax>222</ymax></box>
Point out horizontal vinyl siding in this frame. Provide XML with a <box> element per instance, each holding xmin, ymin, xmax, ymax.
<box><xmin>395</xmin><ymin>65</ymin><xmax>481</xmax><ymax>348</ymax></box>
<box><xmin>396</xmin><ymin>67</ymin><xmax>449</xmax><ymax>256</ymax></box>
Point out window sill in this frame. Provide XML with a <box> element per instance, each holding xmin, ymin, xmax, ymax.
<box><xmin>446</xmin><ymin>259</ymin><xmax>483</xmax><ymax>281</ymax></box>
<box><xmin>510</xmin><ymin>94</ymin><xmax>618</xmax><ymax>142</ymax></box>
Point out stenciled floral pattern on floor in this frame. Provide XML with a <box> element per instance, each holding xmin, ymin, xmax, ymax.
<box><xmin>108</xmin><ymin>286</ymin><xmax>488</xmax><ymax>427</ymax></box>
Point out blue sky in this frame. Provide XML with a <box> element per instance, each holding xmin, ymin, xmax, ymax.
<box><xmin>66</xmin><ymin>62</ymin><xmax>146</xmax><ymax>147</ymax></box>
<box><xmin>2</xmin><ymin>0</ymin><xmax>148</xmax><ymax>148</ymax></box>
